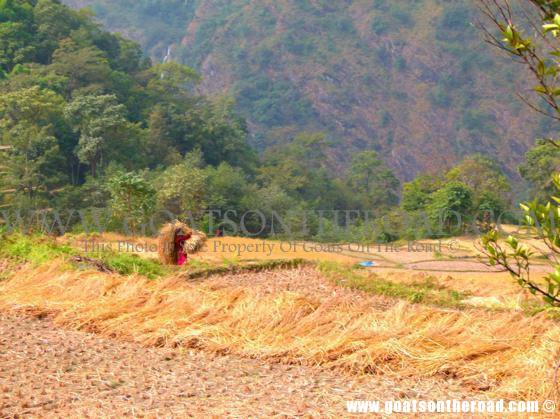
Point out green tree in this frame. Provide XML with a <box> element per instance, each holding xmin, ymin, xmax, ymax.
<box><xmin>145</xmin><ymin>61</ymin><xmax>200</xmax><ymax>100</ymax></box>
<box><xmin>445</xmin><ymin>154</ymin><xmax>511</xmax><ymax>214</ymax></box>
<box><xmin>184</xmin><ymin>96</ymin><xmax>254</xmax><ymax>169</ymax></box>
<box><xmin>34</xmin><ymin>0</ymin><xmax>83</xmax><ymax>62</ymax></box>
<box><xmin>2</xmin><ymin>124</ymin><xmax>62</xmax><ymax>203</ymax></box>
<box><xmin>0</xmin><ymin>0</ymin><xmax>35</xmax><ymax>74</ymax></box>
<box><xmin>348</xmin><ymin>151</ymin><xmax>399</xmax><ymax>210</ymax></box>
<box><xmin>240</xmin><ymin>184</ymin><xmax>300</xmax><ymax>236</ymax></box>
<box><xmin>108</xmin><ymin>170</ymin><xmax>155</xmax><ymax>232</ymax></box>
<box><xmin>206</xmin><ymin>162</ymin><xmax>249</xmax><ymax>213</ymax></box>
<box><xmin>145</xmin><ymin>104</ymin><xmax>181</xmax><ymax>167</ymax></box>
<box><xmin>50</xmin><ymin>39</ymin><xmax>112</xmax><ymax>97</ymax></box>
<box><xmin>519</xmin><ymin>139</ymin><xmax>560</xmax><ymax>200</ymax></box>
<box><xmin>0</xmin><ymin>86</ymin><xmax>66</xmax><ymax>202</ymax></box>
<box><xmin>64</xmin><ymin>94</ymin><xmax>127</xmax><ymax>177</ymax></box>
<box><xmin>427</xmin><ymin>181</ymin><xmax>473</xmax><ymax>234</ymax></box>
<box><xmin>155</xmin><ymin>150</ymin><xmax>208</xmax><ymax>218</ymax></box>
<box><xmin>401</xmin><ymin>174</ymin><xmax>440</xmax><ymax>212</ymax></box>
<box><xmin>259</xmin><ymin>132</ymin><xmax>338</xmax><ymax>207</ymax></box>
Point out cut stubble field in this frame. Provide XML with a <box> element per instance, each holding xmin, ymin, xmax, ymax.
<box><xmin>0</xmin><ymin>233</ymin><xmax>559</xmax><ymax>416</ymax></box>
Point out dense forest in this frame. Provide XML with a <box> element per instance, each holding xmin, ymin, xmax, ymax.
<box><xmin>0</xmin><ymin>0</ymin><xmax>556</xmax><ymax>241</ymax></box>
<box><xmin>63</xmin><ymin>0</ymin><xmax>554</xmax><ymax>181</ymax></box>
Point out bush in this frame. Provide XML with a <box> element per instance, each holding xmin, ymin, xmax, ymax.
<box><xmin>0</xmin><ymin>234</ymin><xmax>73</xmax><ymax>265</ymax></box>
<box><xmin>96</xmin><ymin>251</ymin><xmax>168</xmax><ymax>279</ymax></box>
<box><xmin>426</xmin><ymin>182</ymin><xmax>473</xmax><ymax>236</ymax></box>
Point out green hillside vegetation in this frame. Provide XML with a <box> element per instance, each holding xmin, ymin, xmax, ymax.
<box><xmin>1</xmin><ymin>0</ymin><xmax>550</xmax><ymax>244</ymax></box>
<box><xmin>0</xmin><ymin>0</ymin><xmax>408</xmax><ymax>242</ymax></box>
<box><xmin>63</xmin><ymin>0</ymin><xmax>551</xmax><ymax>180</ymax></box>
<box><xmin>0</xmin><ymin>0</ymin><xmax>254</xmax><ymax>205</ymax></box>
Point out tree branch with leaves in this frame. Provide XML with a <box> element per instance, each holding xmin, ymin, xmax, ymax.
<box><xmin>477</xmin><ymin>0</ymin><xmax>560</xmax><ymax>306</ymax></box>
<box><xmin>478</xmin><ymin>1</ymin><xmax>560</xmax><ymax>124</ymax></box>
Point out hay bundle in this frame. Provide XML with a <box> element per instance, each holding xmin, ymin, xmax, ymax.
<box><xmin>157</xmin><ymin>221</ymin><xmax>192</xmax><ymax>265</ymax></box>
<box><xmin>184</xmin><ymin>230</ymin><xmax>207</xmax><ymax>253</ymax></box>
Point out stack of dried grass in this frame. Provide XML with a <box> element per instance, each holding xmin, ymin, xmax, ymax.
<box><xmin>157</xmin><ymin>221</ymin><xmax>207</xmax><ymax>265</ymax></box>
<box><xmin>184</xmin><ymin>230</ymin><xmax>207</xmax><ymax>253</ymax></box>
<box><xmin>158</xmin><ymin>221</ymin><xmax>191</xmax><ymax>265</ymax></box>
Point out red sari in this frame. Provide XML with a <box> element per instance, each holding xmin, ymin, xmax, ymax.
<box><xmin>174</xmin><ymin>234</ymin><xmax>190</xmax><ymax>265</ymax></box>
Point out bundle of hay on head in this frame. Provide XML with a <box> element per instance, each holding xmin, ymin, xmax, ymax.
<box><xmin>184</xmin><ymin>230</ymin><xmax>207</xmax><ymax>253</ymax></box>
<box><xmin>157</xmin><ymin>221</ymin><xmax>207</xmax><ymax>265</ymax></box>
<box><xmin>157</xmin><ymin>221</ymin><xmax>192</xmax><ymax>265</ymax></box>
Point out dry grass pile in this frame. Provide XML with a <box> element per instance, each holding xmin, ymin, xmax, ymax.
<box><xmin>158</xmin><ymin>221</ymin><xmax>186</xmax><ymax>264</ymax></box>
<box><xmin>0</xmin><ymin>262</ymin><xmax>559</xmax><ymax>401</ymax></box>
<box><xmin>157</xmin><ymin>221</ymin><xmax>193</xmax><ymax>264</ymax></box>
<box><xmin>184</xmin><ymin>230</ymin><xmax>207</xmax><ymax>253</ymax></box>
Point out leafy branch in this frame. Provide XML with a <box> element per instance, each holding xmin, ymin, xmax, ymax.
<box><xmin>481</xmin><ymin>175</ymin><xmax>560</xmax><ymax>306</ymax></box>
<box><xmin>477</xmin><ymin>0</ymin><xmax>560</xmax><ymax>124</ymax></box>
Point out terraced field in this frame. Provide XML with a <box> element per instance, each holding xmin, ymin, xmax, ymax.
<box><xmin>0</xmin><ymin>232</ymin><xmax>557</xmax><ymax>416</ymax></box>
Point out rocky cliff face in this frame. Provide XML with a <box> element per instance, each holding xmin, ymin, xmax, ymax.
<box><xmin>63</xmin><ymin>0</ymin><xmax>546</xmax><ymax>179</ymax></box>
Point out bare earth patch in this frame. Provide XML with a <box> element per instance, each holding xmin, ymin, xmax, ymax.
<box><xmin>0</xmin><ymin>312</ymin><xmax>480</xmax><ymax>417</ymax></box>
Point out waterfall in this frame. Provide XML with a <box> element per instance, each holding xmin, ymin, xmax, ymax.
<box><xmin>161</xmin><ymin>44</ymin><xmax>173</xmax><ymax>79</ymax></box>
<box><xmin>163</xmin><ymin>45</ymin><xmax>173</xmax><ymax>63</ymax></box>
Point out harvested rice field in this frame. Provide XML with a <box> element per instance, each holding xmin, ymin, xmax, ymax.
<box><xmin>0</xmin><ymin>311</ymin><xmax>489</xmax><ymax>417</ymax></box>
<box><xmin>0</xmin><ymin>233</ymin><xmax>559</xmax><ymax>417</ymax></box>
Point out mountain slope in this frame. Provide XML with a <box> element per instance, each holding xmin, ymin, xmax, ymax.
<box><xmin>62</xmin><ymin>0</ymin><xmax>548</xmax><ymax>179</ymax></box>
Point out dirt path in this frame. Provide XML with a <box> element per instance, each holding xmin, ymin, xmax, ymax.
<box><xmin>0</xmin><ymin>311</ymin><xmax>484</xmax><ymax>417</ymax></box>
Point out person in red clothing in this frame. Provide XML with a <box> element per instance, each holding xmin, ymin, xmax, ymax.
<box><xmin>174</xmin><ymin>228</ymin><xmax>192</xmax><ymax>265</ymax></box>
<box><xmin>158</xmin><ymin>221</ymin><xmax>196</xmax><ymax>266</ymax></box>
